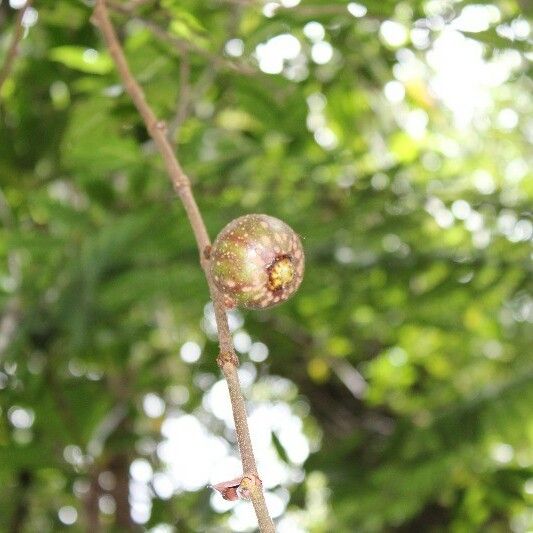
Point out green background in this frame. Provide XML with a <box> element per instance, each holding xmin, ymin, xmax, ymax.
<box><xmin>0</xmin><ymin>0</ymin><xmax>532</xmax><ymax>531</ymax></box>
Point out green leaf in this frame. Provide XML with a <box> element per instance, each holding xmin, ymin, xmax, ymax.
<box><xmin>49</xmin><ymin>46</ymin><xmax>113</xmax><ymax>74</ymax></box>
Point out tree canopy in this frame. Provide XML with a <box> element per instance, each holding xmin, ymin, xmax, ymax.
<box><xmin>0</xmin><ymin>0</ymin><xmax>532</xmax><ymax>531</ymax></box>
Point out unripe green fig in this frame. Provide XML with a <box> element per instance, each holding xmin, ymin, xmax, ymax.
<box><xmin>210</xmin><ymin>214</ymin><xmax>305</xmax><ymax>309</ymax></box>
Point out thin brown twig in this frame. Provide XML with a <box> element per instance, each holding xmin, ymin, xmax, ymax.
<box><xmin>0</xmin><ymin>1</ymin><xmax>31</xmax><ymax>94</ymax></box>
<box><xmin>141</xmin><ymin>17</ymin><xmax>256</xmax><ymax>75</ymax></box>
<box><xmin>9</xmin><ymin>470</ymin><xmax>32</xmax><ymax>533</ymax></box>
<box><xmin>107</xmin><ymin>0</ymin><xmax>256</xmax><ymax>75</ymax></box>
<box><xmin>84</xmin><ymin>469</ymin><xmax>102</xmax><ymax>533</ymax></box>
<box><xmin>92</xmin><ymin>1</ymin><xmax>275</xmax><ymax>531</ymax></box>
<box><xmin>167</xmin><ymin>54</ymin><xmax>191</xmax><ymax>142</ymax></box>
<box><xmin>123</xmin><ymin>0</ymin><xmax>155</xmax><ymax>10</ymax></box>
<box><xmin>212</xmin><ymin>0</ymin><xmax>345</xmax><ymax>13</ymax></box>
<box><xmin>168</xmin><ymin>0</ymin><xmax>246</xmax><ymax>143</ymax></box>
<box><xmin>213</xmin><ymin>0</ymin><xmax>385</xmax><ymax>20</ymax></box>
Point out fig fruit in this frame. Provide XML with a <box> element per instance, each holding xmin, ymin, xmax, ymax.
<box><xmin>210</xmin><ymin>214</ymin><xmax>304</xmax><ymax>309</ymax></box>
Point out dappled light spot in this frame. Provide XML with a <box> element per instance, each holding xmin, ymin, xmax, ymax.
<box><xmin>143</xmin><ymin>392</ymin><xmax>166</xmax><ymax>418</ymax></box>
<box><xmin>99</xmin><ymin>495</ymin><xmax>115</xmax><ymax>515</ymax></box>
<box><xmin>262</xmin><ymin>2</ymin><xmax>279</xmax><ymax>17</ymax></box>
<box><xmin>225</xmin><ymin>38</ymin><xmax>244</xmax><ymax>58</ymax></box>
<box><xmin>63</xmin><ymin>445</ymin><xmax>84</xmax><ymax>467</ymax></box>
<box><xmin>130</xmin><ymin>491</ymin><xmax>151</xmax><ymax>524</ymax></box>
<box><xmin>491</xmin><ymin>443</ymin><xmax>514</xmax><ymax>464</ymax></box>
<box><xmin>98</xmin><ymin>471</ymin><xmax>115</xmax><ymax>491</ymax></box>
<box><xmin>166</xmin><ymin>385</ymin><xmax>189</xmax><ymax>406</ymax></box>
<box><xmin>8</xmin><ymin>406</ymin><xmax>34</xmax><ymax>429</ymax></box>
<box><xmin>452</xmin><ymin>4</ymin><xmax>501</xmax><ymax>33</ymax></box>
<box><xmin>130</xmin><ymin>458</ymin><xmax>153</xmax><ymax>483</ymax></box>
<box><xmin>58</xmin><ymin>506</ymin><xmax>77</xmax><ymax>525</ymax></box>
<box><xmin>303</xmin><ymin>22</ymin><xmax>325</xmax><ymax>42</ymax></box>
<box><xmin>314</xmin><ymin>127</ymin><xmax>338</xmax><ymax>149</ymax></box>
<box><xmin>180</xmin><ymin>341</ymin><xmax>202</xmax><ymax>363</ymax></box>
<box><xmin>311</xmin><ymin>41</ymin><xmax>333</xmax><ymax>65</ymax></box>
<box><xmin>249</xmin><ymin>342</ymin><xmax>269</xmax><ymax>362</ymax></box>
<box><xmin>411</xmin><ymin>27</ymin><xmax>430</xmax><ymax>49</ymax></box>
<box><xmin>9</xmin><ymin>0</ymin><xmax>27</xmax><ymax>8</ymax></box>
<box><xmin>348</xmin><ymin>2</ymin><xmax>367</xmax><ymax>18</ymax></box>
<box><xmin>451</xmin><ymin>200</ymin><xmax>471</xmax><ymax>220</ymax></box>
<box><xmin>256</xmin><ymin>34</ymin><xmax>301</xmax><ymax>74</ymax></box>
<box><xmin>280</xmin><ymin>0</ymin><xmax>300</xmax><ymax>7</ymax></box>
<box><xmin>159</xmin><ymin>415</ymin><xmax>229</xmax><ymax>491</ymax></box>
<box><xmin>233</xmin><ymin>330</ymin><xmax>252</xmax><ymax>353</ymax></box>
<box><xmin>239</xmin><ymin>363</ymin><xmax>257</xmax><ymax>388</ymax></box>
<box><xmin>380</xmin><ymin>21</ymin><xmax>408</xmax><ymax>47</ymax></box>
<box><xmin>335</xmin><ymin>246</ymin><xmax>356</xmax><ymax>264</ymax></box>
<box><xmin>152</xmin><ymin>472</ymin><xmax>174</xmax><ymax>500</ymax></box>
<box><xmin>497</xmin><ymin>108</ymin><xmax>519</xmax><ymax>130</ymax></box>
<box><xmin>384</xmin><ymin>80</ymin><xmax>405</xmax><ymax>103</ymax></box>
<box><xmin>21</xmin><ymin>7</ymin><xmax>38</xmax><ymax>29</ymax></box>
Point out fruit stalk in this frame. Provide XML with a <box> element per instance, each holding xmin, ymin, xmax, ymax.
<box><xmin>92</xmin><ymin>2</ymin><xmax>275</xmax><ymax>531</ymax></box>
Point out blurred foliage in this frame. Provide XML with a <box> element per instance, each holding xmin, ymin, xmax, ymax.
<box><xmin>0</xmin><ymin>0</ymin><xmax>532</xmax><ymax>531</ymax></box>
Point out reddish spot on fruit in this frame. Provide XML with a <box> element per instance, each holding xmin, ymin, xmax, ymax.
<box><xmin>210</xmin><ymin>214</ymin><xmax>305</xmax><ymax>309</ymax></box>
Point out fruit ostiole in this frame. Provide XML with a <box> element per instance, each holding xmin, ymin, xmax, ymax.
<box><xmin>209</xmin><ymin>214</ymin><xmax>305</xmax><ymax>310</ymax></box>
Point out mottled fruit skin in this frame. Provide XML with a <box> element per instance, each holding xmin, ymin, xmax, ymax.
<box><xmin>210</xmin><ymin>214</ymin><xmax>305</xmax><ymax>309</ymax></box>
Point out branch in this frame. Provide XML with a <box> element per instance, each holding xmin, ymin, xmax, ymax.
<box><xmin>168</xmin><ymin>0</ymin><xmax>247</xmax><ymax>143</ymax></box>
<box><xmin>107</xmin><ymin>1</ymin><xmax>256</xmax><ymax>75</ymax></box>
<box><xmin>267</xmin><ymin>314</ymin><xmax>368</xmax><ymax>399</ymax></box>
<box><xmin>167</xmin><ymin>53</ymin><xmax>191</xmax><ymax>142</ymax></box>
<box><xmin>92</xmin><ymin>2</ymin><xmax>275</xmax><ymax>531</ymax></box>
<box><xmin>84</xmin><ymin>469</ymin><xmax>102</xmax><ymax>533</ymax></box>
<box><xmin>0</xmin><ymin>1</ymin><xmax>31</xmax><ymax>94</ymax></box>
<box><xmin>122</xmin><ymin>0</ymin><xmax>155</xmax><ymax>10</ymax></box>
<box><xmin>9</xmin><ymin>471</ymin><xmax>32</xmax><ymax>533</ymax></box>
<box><xmin>0</xmin><ymin>298</ymin><xmax>21</xmax><ymax>362</ymax></box>
<box><xmin>109</xmin><ymin>452</ymin><xmax>138</xmax><ymax>531</ymax></box>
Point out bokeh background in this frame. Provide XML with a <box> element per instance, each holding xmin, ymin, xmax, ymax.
<box><xmin>1</xmin><ymin>0</ymin><xmax>532</xmax><ymax>531</ymax></box>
